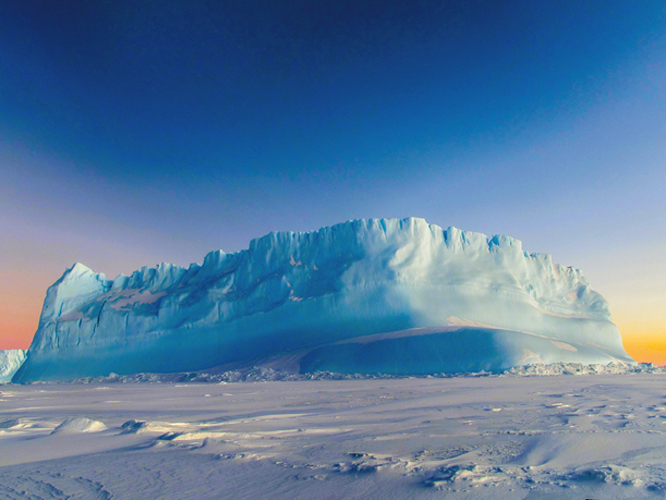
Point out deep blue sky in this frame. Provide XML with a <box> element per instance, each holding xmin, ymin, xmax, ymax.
<box><xmin>1</xmin><ymin>1</ymin><xmax>665</xmax><ymax>354</ymax></box>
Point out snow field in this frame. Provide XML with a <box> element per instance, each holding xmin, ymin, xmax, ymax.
<box><xmin>2</xmin><ymin>375</ymin><xmax>666</xmax><ymax>499</ymax></box>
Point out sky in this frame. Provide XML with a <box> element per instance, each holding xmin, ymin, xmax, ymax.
<box><xmin>1</xmin><ymin>1</ymin><xmax>665</xmax><ymax>362</ymax></box>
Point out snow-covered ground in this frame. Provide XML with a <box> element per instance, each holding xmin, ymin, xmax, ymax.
<box><xmin>2</xmin><ymin>374</ymin><xmax>666</xmax><ymax>499</ymax></box>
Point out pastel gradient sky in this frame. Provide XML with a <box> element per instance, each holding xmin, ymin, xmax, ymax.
<box><xmin>1</xmin><ymin>1</ymin><xmax>665</xmax><ymax>362</ymax></box>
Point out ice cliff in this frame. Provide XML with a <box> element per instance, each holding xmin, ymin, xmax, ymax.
<box><xmin>13</xmin><ymin>218</ymin><xmax>633</xmax><ymax>382</ymax></box>
<box><xmin>1</xmin><ymin>350</ymin><xmax>27</xmax><ymax>383</ymax></box>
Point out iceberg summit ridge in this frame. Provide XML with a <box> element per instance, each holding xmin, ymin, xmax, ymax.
<box><xmin>13</xmin><ymin>218</ymin><xmax>633</xmax><ymax>382</ymax></box>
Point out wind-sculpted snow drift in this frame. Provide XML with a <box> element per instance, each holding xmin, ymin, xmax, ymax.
<box><xmin>13</xmin><ymin>218</ymin><xmax>633</xmax><ymax>382</ymax></box>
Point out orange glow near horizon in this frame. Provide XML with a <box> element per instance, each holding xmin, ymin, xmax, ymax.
<box><xmin>0</xmin><ymin>269</ymin><xmax>47</xmax><ymax>350</ymax></box>
<box><xmin>0</xmin><ymin>295</ymin><xmax>41</xmax><ymax>350</ymax></box>
<box><xmin>612</xmin><ymin>300</ymin><xmax>666</xmax><ymax>365</ymax></box>
<box><xmin>618</xmin><ymin>326</ymin><xmax>666</xmax><ymax>366</ymax></box>
<box><xmin>622</xmin><ymin>337</ymin><xmax>666</xmax><ymax>366</ymax></box>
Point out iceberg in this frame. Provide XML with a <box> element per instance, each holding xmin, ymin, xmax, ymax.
<box><xmin>0</xmin><ymin>350</ymin><xmax>27</xmax><ymax>383</ymax></box>
<box><xmin>12</xmin><ymin>218</ymin><xmax>633</xmax><ymax>383</ymax></box>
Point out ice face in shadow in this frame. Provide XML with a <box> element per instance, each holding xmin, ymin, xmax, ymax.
<box><xmin>300</xmin><ymin>327</ymin><xmax>626</xmax><ymax>375</ymax></box>
<box><xmin>0</xmin><ymin>350</ymin><xmax>27</xmax><ymax>383</ymax></box>
<box><xmin>13</xmin><ymin>218</ymin><xmax>633</xmax><ymax>382</ymax></box>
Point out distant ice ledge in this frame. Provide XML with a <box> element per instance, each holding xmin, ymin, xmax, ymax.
<box><xmin>0</xmin><ymin>350</ymin><xmax>27</xmax><ymax>383</ymax></box>
<box><xmin>19</xmin><ymin>362</ymin><xmax>664</xmax><ymax>385</ymax></box>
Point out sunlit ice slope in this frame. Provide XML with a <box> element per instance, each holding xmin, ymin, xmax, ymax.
<box><xmin>0</xmin><ymin>349</ymin><xmax>26</xmax><ymax>383</ymax></box>
<box><xmin>13</xmin><ymin>218</ymin><xmax>633</xmax><ymax>382</ymax></box>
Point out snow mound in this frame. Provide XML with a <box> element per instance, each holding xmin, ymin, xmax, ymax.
<box><xmin>0</xmin><ymin>350</ymin><xmax>27</xmax><ymax>383</ymax></box>
<box><xmin>14</xmin><ymin>218</ymin><xmax>634</xmax><ymax>382</ymax></box>
<box><xmin>564</xmin><ymin>465</ymin><xmax>646</xmax><ymax>487</ymax></box>
<box><xmin>52</xmin><ymin>417</ymin><xmax>108</xmax><ymax>433</ymax></box>
<box><xmin>120</xmin><ymin>419</ymin><xmax>148</xmax><ymax>434</ymax></box>
<box><xmin>0</xmin><ymin>418</ymin><xmax>31</xmax><ymax>429</ymax></box>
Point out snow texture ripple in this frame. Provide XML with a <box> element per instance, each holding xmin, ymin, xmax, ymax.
<box><xmin>13</xmin><ymin>218</ymin><xmax>633</xmax><ymax>382</ymax></box>
<box><xmin>3</xmin><ymin>375</ymin><xmax>666</xmax><ymax>499</ymax></box>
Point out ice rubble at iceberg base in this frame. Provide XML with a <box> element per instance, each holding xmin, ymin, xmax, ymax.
<box><xmin>12</xmin><ymin>218</ymin><xmax>634</xmax><ymax>383</ymax></box>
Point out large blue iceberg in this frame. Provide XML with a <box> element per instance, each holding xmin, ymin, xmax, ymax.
<box><xmin>13</xmin><ymin>218</ymin><xmax>633</xmax><ymax>382</ymax></box>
